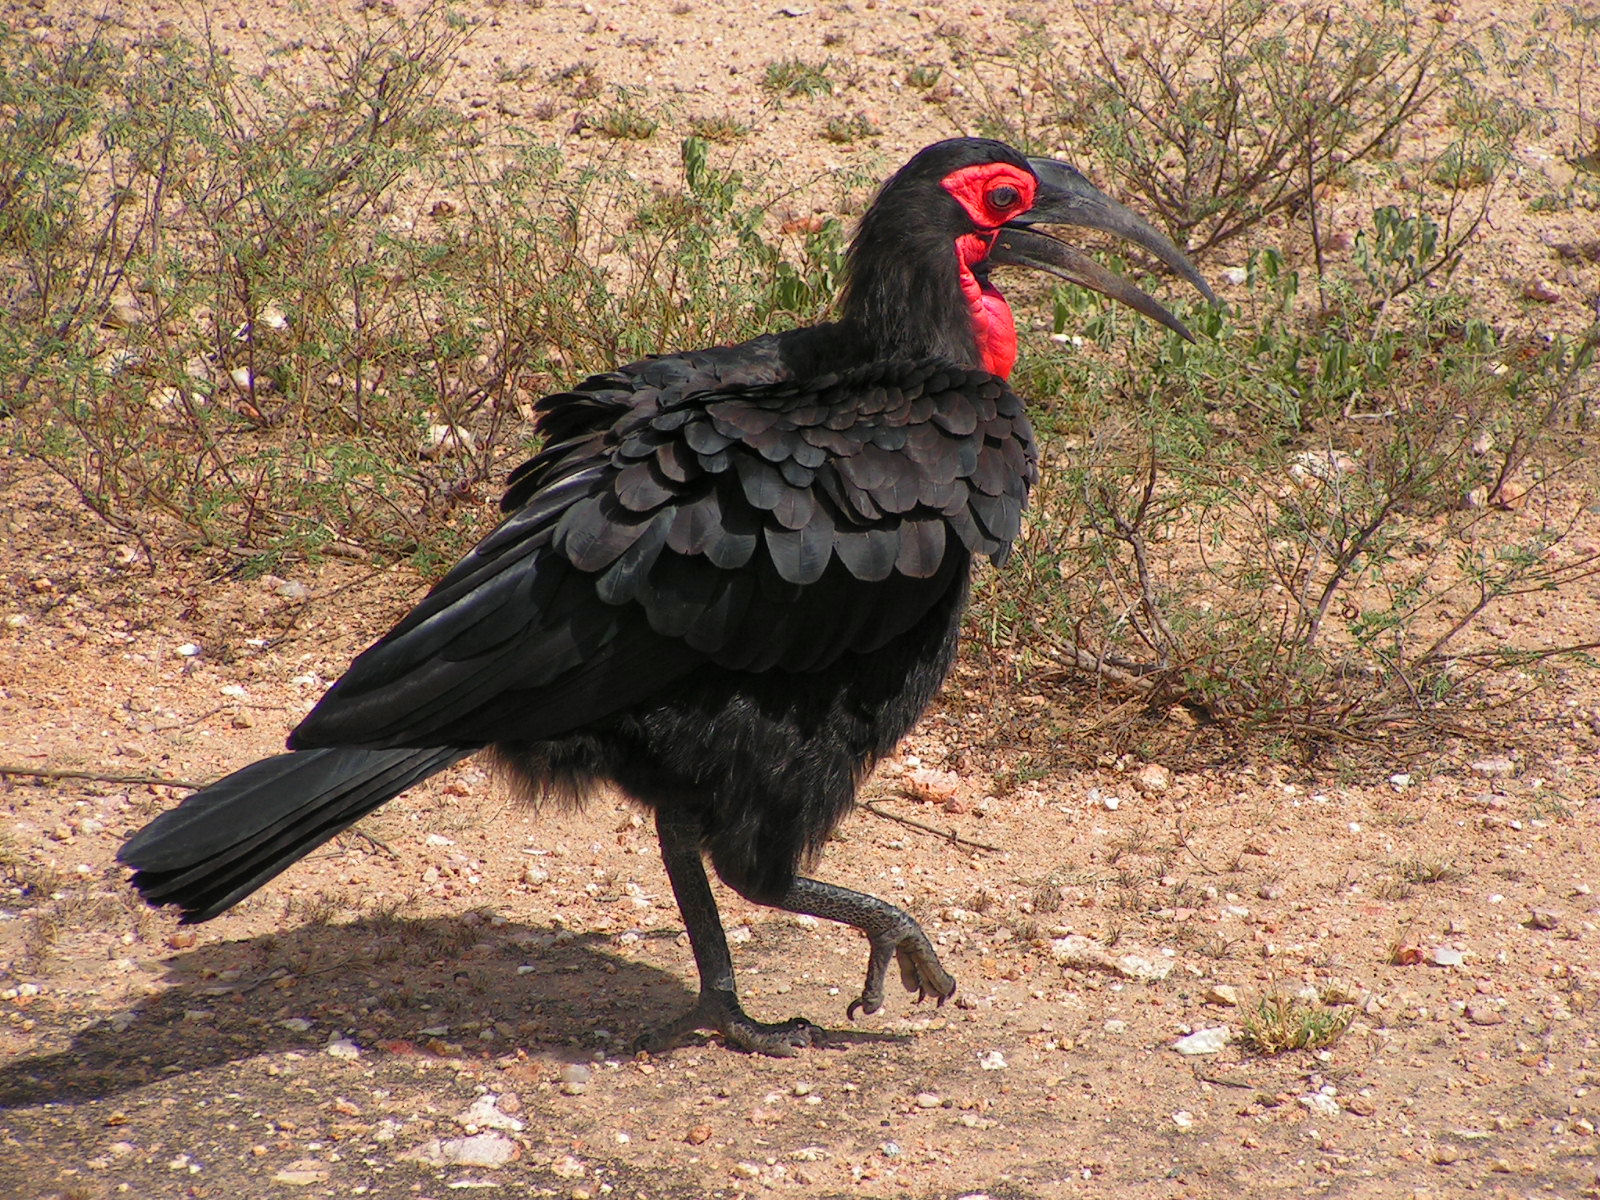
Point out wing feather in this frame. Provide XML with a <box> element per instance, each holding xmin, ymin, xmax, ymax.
<box><xmin>288</xmin><ymin>345</ymin><xmax>1036</xmax><ymax>755</ymax></box>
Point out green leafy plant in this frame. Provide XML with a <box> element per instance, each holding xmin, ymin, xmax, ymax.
<box><xmin>761</xmin><ymin>57</ymin><xmax>835</xmax><ymax>100</ymax></box>
<box><xmin>0</xmin><ymin>15</ymin><xmax>842</xmax><ymax>568</ymax></box>
<box><xmin>1239</xmin><ymin>991</ymin><xmax>1355</xmax><ymax>1055</ymax></box>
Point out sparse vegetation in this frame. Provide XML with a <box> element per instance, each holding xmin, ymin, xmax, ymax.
<box><xmin>688</xmin><ymin>112</ymin><xmax>753</xmax><ymax>143</ymax></box>
<box><xmin>951</xmin><ymin>0</ymin><xmax>1600</xmax><ymax>758</ymax></box>
<box><xmin>591</xmin><ymin>89</ymin><xmax>661</xmax><ymax>140</ymax></box>
<box><xmin>761</xmin><ymin>57</ymin><xmax>835</xmax><ymax>100</ymax></box>
<box><xmin>0</xmin><ymin>14</ymin><xmax>839</xmax><ymax>570</ymax></box>
<box><xmin>1397</xmin><ymin>856</ymin><xmax>1461</xmax><ymax>885</ymax></box>
<box><xmin>1</xmin><ymin>4</ymin><xmax>1597</xmax><ymax>1192</ymax></box>
<box><xmin>1239</xmin><ymin>991</ymin><xmax>1356</xmax><ymax>1055</ymax></box>
<box><xmin>1</xmin><ymin>0</ymin><xmax>1596</xmax><ymax>769</ymax></box>
<box><xmin>822</xmin><ymin>113</ymin><xmax>879</xmax><ymax>144</ymax></box>
<box><xmin>943</xmin><ymin>0</ymin><xmax>1519</xmax><ymax>259</ymax></box>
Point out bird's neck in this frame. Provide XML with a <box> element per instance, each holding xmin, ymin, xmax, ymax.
<box><xmin>952</xmin><ymin>231</ymin><xmax>1017</xmax><ymax>379</ymax></box>
<box><xmin>838</xmin><ymin>217</ymin><xmax>1016</xmax><ymax>380</ymax></box>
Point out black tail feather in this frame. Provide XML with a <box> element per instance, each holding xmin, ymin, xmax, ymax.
<box><xmin>118</xmin><ymin>746</ymin><xmax>472</xmax><ymax>922</ymax></box>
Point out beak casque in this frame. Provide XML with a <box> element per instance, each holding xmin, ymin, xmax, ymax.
<box><xmin>988</xmin><ymin>157</ymin><xmax>1217</xmax><ymax>341</ymax></box>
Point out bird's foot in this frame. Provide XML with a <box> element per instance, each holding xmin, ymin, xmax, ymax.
<box><xmin>635</xmin><ymin>991</ymin><xmax>824</xmax><ymax>1058</ymax></box>
<box><xmin>846</xmin><ymin>923</ymin><xmax>956</xmax><ymax>1020</ymax></box>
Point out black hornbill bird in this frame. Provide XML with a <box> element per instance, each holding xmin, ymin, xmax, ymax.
<box><xmin>120</xmin><ymin>138</ymin><xmax>1213</xmax><ymax>1055</ymax></box>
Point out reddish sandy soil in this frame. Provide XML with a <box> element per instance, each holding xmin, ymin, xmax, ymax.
<box><xmin>2</xmin><ymin>1</ymin><xmax>1599</xmax><ymax>1198</ymax></box>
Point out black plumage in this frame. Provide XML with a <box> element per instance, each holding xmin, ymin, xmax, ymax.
<box><xmin>119</xmin><ymin>137</ymin><xmax>1211</xmax><ymax>1055</ymax></box>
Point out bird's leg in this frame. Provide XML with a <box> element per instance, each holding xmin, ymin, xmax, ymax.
<box><xmin>638</xmin><ymin>810</ymin><xmax>822</xmax><ymax>1056</ymax></box>
<box><xmin>775</xmin><ymin>877</ymin><xmax>956</xmax><ymax>1020</ymax></box>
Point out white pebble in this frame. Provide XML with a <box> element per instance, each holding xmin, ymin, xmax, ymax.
<box><xmin>1299</xmin><ymin>1092</ymin><xmax>1341</xmax><ymax>1117</ymax></box>
<box><xmin>1172</xmin><ymin>1026</ymin><xmax>1231</xmax><ymax>1055</ymax></box>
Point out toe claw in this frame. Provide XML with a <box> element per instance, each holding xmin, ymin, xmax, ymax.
<box><xmin>847</xmin><ymin>996</ymin><xmax>881</xmax><ymax>1021</ymax></box>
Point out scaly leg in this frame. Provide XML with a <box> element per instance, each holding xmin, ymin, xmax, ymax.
<box><xmin>775</xmin><ymin>877</ymin><xmax>955</xmax><ymax>1020</ymax></box>
<box><xmin>638</xmin><ymin>810</ymin><xmax>822</xmax><ymax>1056</ymax></box>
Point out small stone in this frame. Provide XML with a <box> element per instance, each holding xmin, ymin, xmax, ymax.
<box><xmin>1204</xmin><ymin>984</ymin><xmax>1239</xmax><ymax>1007</ymax></box>
<box><xmin>273</xmin><ymin>1165</ymin><xmax>329</xmax><ymax>1185</ymax></box>
<box><xmin>325</xmin><ymin>1038</ymin><xmax>360</xmax><ymax>1060</ymax></box>
<box><xmin>1431</xmin><ymin>947</ymin><xmax>1465</xmax><ymax>968</ymax></box>
<box><xmin>1432</xmin><ymin>1143</ymin><xmax>1461</xmax><ymax>1165</ymax></box>
<box><xmin>103</xmin><ymin>296</ymin><xmax>146</xmax><ymax>328</ymax></box>
<box><xmin>1299</xmin><ymin>1092</ymin><xmax>1341</xmax><ymax>1117</ymax></box>
<box><xmin>731</xmin><ymin>1162</ymin><xmax>762</xmax><ymax>1179</ymax></box>
<box><xmin>1115</xmin><ymin>953</ymin><xmax>1171</xmax><ymax>982</ymax></box>
<box><xmin>1470</xmin><ymin>757</ymin><xmax>1515</xmax><ymax>779</ymax></box>
<box><xmin>978</xmin><ymin>1049</ymin><xmax>1007</xmax><ymax>1070</ymax></box>
<box><xmin>279</xmin><ymin>1017</ymin><xmax>313</xmax><ymax>1033</ymax></box>
<box><xmin>1172</xmin><ymin>1026</ymin><xmax>1231</xmax><ymax>1055</ymax></box>
<box><xmin>420</xmin><ymin>423</ymin><xmax>477</xmax><ymax>459</ymax></box>
<box><xmin>549</xmin><ymin>1153</ymin><xmax>585</xmax><ymax>1178</ymax></box>
<box><xmin>559</xmin><ymin>1063</ymin><xmax>592</xmax><ymax>1085</ymax></box>
<box><xmin>458</xmin><ymin>1095</ymin><xmax>525</xmax><ymax>1132</ymax></box>
<box><xmin>1342</xmin><ymin>1095</ymin><xmax>1377</xmax><ymax>1117</ymax></box>
<box><xmin>1051</xmin><ymin>934</ymin><xmax>1171</xmax><ymax>980</ymax></box>
<box><xmin>685</xmin><ymin>1124</ymin><xmax>713</xmax><ymax>1145</ymax></box>
<box><xmin>1132</xmin><ymin>764</ymin><xmax>1171</xmax><ymax>794</ymax></box>
<box><xmin>176</xmin><ymin>642</ymin><xmax>201</xmax><ymax>658</ymax></box>
<box><xmin>914</xmin><ymin>1092</ymin><xmax>941</xmax><ymax>1108</ymax></box>
<box><xmin>1172</xmin><ymin>1110</ymin><xmax>1195</xmax><ymax>1129</ymax></box>
<box><xmin>415</xmin><ymin>1133</ymin><xmax>520</xmax><ymax>1168</ymax></box>
<box><xmin>1528</xmin><ymin>909</ymin><xmax>1559</xmax><ymax>930</ymax></box>
<box><xmin>521</xmin><ymin>863</ymin><xmax>549</xmax><ymax>886</ymax></box>
<box><xmin>903</xmin><ymin>766</ymin><xmax>960</xmax><ymax>803</ymax></box>
<box><xmin>1523</xmin><ymin>278</ymin><xmax>1560</xmax><ymax>302</ymax></box>
<box><xmin>1466</xmin><ymin>1003</ymin><xmax>1504</xmax><ymax>1026</ymax></box>
<box><xmin>1390</xmin><ymin>941</ymin><xmax>1424</xmax><ymax>966</ymax></box>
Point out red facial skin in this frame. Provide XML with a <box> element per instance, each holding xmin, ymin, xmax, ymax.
<box><xmin>939</xmin><ymin>163</ymin><xmax>1038</xmax><ymax>379</ymax></box>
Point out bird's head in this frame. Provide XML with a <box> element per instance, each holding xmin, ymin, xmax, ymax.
<box><xmin>841</xmin><ymin>137</ymin><xmax>1215</xmax><ymax>379</ymax></box>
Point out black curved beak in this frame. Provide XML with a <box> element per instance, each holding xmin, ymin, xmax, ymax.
<box><xmin>989</xmin><ymin>157</ymin><xmax>1217</xmax><ymax>341</ymax></box>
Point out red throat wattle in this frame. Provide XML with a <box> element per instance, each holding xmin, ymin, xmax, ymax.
<box><xmin>940</xmin><ymin>162</ymin><xmax>1037</xmax><ymax>380</ymax></box>
<box><xmin>953</xmin><ymin>232</ymin><xmax>1017</xmax><ymax>379</ymax></box>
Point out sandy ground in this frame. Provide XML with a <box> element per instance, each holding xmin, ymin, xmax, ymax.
<box><xmin>3</xmin><ymin>0</ymin><xmax>1600</xmax><ymax>1197</ymax></box>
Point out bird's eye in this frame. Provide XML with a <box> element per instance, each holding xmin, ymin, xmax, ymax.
<box><xmin>988</xmin><ymin>185</ymin><xmax>1020</xmax><ymax>211</ymax></box>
